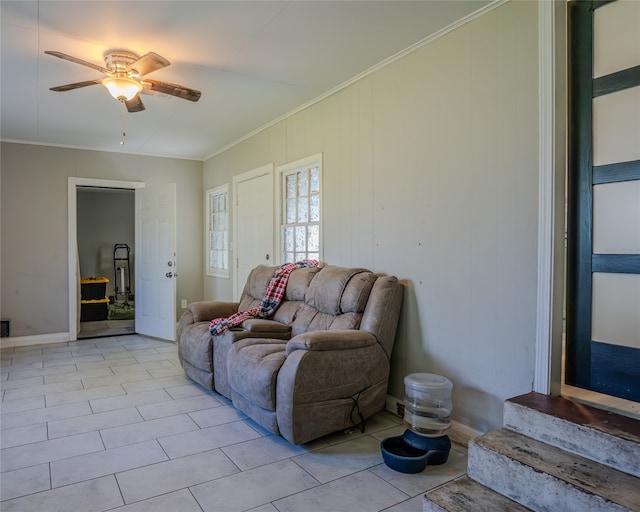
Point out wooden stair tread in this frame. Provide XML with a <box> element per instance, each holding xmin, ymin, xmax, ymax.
<box><xmin>507</xmin><ymin>392</ymin><xmax>640</xmax><ymax>442</ymax></box>
<box><xmin>424</xmin><ymin>476</ymin><xmax>532</xmax><ymax>512</ymax></box>
<box><xmin>470</xmin><ymin>428</ymin><xmax>640</xmax><ymax>511</ymax></box>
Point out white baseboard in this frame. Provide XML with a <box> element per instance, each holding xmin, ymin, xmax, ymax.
<box><xmin>0</xmin><ymin>332</ymin><xmax>71</xmax><ymax>349</ymax></box>
<box><xmin>385</xmin><ymin>394</ymin><xmax>483</xmax><ymax>447</ymax></box>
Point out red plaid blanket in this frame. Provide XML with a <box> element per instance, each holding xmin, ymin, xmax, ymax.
<box><xmin>209</xmin><ymin>260</ymin><xmax>320</xmax><ymax>335</ymax></box>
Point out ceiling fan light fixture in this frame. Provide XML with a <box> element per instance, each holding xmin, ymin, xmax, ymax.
<box><xmin>102</xmin><ymin>76</ymin><xmax>142</xmax><ymax>101</ymax></box>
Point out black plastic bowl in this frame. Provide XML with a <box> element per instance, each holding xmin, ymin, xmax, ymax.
<box><xmin>402</xmin><ymin>430</ymin><xmax>451</xmax><ymax>465</ymax></box>
<box><xmin>403</xmin><ymin>429</ymin><xmax>451</xmax><ymax>451</ymax></box>
<box><xmin>380</xmin><ymin>436</ymin><xmax>429</xmax><ymax>473</ymax></box>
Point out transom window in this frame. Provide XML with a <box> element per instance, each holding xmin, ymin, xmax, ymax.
<box><xmin>279</xmin><ymin>155</ymin><xmax>322</xmax><ymax>263</ymax></box>
<box><xmin>206</xmin><ymin>184</ymin><xmax>229</xmax><ymax>277</ymax></box>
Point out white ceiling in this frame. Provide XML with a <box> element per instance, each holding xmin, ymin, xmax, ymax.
<box><xmin>1</xmin><ymin>1</ymin><xmax>492</xmax><ymax>161</ymax></box>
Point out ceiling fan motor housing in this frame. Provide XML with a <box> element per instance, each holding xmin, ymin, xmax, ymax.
<box><xmin>104</xmin><ymin>50</ymin><xmax>140</xmax><ymax>77</ymax></box>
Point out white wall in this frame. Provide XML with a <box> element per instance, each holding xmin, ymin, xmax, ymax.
<box><xmin>204</xmin><ymin>1</ymin><xmax>539</xmax><ymax>433</ymax></box>
<box><xmin>0</xmin><ymin>143</ymin><xmax>204</xmax><ymax>337</ymax></box>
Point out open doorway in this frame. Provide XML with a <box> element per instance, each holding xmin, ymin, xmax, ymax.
<box><xmin>77</xmin><ymin>187</ymin><xmax>135</xmax><ymax>339</ymax></box>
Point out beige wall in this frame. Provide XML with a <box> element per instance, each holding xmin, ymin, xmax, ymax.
<box><xmin>0</xmin><ymin>143</ymin><xmax>204</xmax><ymax>337</ymax></box>
<box><xmin>204</xmin><ymin>1</ymin><xmax>539</xmax><ymax>432</ymax></box>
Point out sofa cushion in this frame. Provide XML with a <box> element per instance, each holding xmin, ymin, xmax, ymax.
<box><xmin>305</xmin><ymin>266</ymin><xmax>369</xmax><ymax>315</ymax></box>
<box><xmin>306</xmin><ymin>311</ymin><xmax>361</xmax><ymax>331</ymax></box>
<box><xmin>238</xmin><ymin>265</ymin><xmax>275</xmax><ymax>310</ymax></box>
<box><xmin>285</xmin><ymin>266</ymin><xmax>321</xmax><ymax>300</ymax></box>
<box><xmin>178</xmin><ymin>322</ymin><xmax>214</xmax><ymax>372</ymax></box>
<box><xmin>227</xmin><ymin>339</ymin><xmax>288</xmax><ymax>411</ymax></box>
<box><xmin>341</xmin><ymin>272</ymin><xmax>377</xmax><ymax>313</ymax></box>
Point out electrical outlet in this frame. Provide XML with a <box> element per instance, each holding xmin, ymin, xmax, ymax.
<box><xmin>181</xmin><ymin>299</ymin><xmax>187</xmax><ymax>309</ymax></box>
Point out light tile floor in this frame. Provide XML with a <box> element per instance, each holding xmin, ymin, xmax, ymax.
<box><xmin>1</xmin><ymin>335</ymin><xmax>467</xmax><ymax>512</ymax></box>
<box><xmin>78</xmin><ymin>320</ymin><xmax>135</xmax><ymax>339</ymax></box>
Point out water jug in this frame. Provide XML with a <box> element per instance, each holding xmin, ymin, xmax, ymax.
<box><xmin>403</xmin><ymin>373</ymin><xmax>452</xmax><ymax>437</ymax></box>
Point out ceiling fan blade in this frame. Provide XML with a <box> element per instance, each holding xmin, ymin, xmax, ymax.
<box><xmin>44</xmin><ymin>51</ymin><xmax>110</xmax><ymax>74</ymax></box>
<box><xmin>49</xmin><ymin>79</ymin><xmax>103</xmax><ymax>92</ymax></box>
<box><xmin>127</xmin><ymin>52</ymin><xmax>170</xmax><ymax>77</ymax></box>
<box><xmin>142</xmin><ymin>79</ymin><xmax>201</xmax><ymax>102</ymax></box>
<box><xmin>124</xmin><ymin>95</ymin><xmax>145</xmax><ymax>113</ymax></box>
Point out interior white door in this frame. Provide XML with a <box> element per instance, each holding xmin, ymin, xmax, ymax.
<box><xmin>135</xmin><ymin>183</ymin><xmax>177</xmax><ymax>340</ymax></box>
<box><xmin>234</xmin><ymin>170</ymin><xmax>273</xmax><ymax>299</ymax></box>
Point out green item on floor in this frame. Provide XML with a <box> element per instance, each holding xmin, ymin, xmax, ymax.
<box><xmin>108</xmin><ymin>301</ymin><xmax>135</xmax><ymax>320</ymax></box>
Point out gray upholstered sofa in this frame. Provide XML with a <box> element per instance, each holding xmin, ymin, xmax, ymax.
<box><xmin>177</xmin><ymin>263</ymin><xmax>403</xmax><ymax>445</ymax></box>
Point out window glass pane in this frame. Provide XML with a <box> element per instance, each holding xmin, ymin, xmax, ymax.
<box><xmin>308</xmin><ymin>252</ymin><xmax>319</xmax><ymax>262</ymax></box>
<box><xmin>592</xmin><ymin>273</ymin><xmax>640</xmax><ymax>349</ymax></box>
<box><xmin>593</xmin><ymin>88</ymin><xmax>640</xmax><ymax>166</ymax></box>
<box><xmin>310</xmin><ymin>194</ymin><xmax>320</xmax><ymax>222</ymax></box>
<box><xmin>593</xmin><ymin>181</ymin><xmax>640</xmax><ymax>254</ymax></box>
<box><xmin>594</xmin><ymin>0</ymin><xmax>640</xmax><ymax>78</ymax></box>
<box><xmin>308</xmin><ymin>225</ymin><xmax>319</xmax><ymax>252</ymax></box>
<box><xmin>286</xmin><ymin>199</ymin><xmax>297</xmax><ymax>224</ymax></box>
<box><xmin>287</xmin><ymin>174</ymin><xmax>297</xmax><ymax>198</ymax></box>
<box><xmin>298</xmin><ymin>169</ymin><xmax>308</xmax><ymax>197</ymax></box>
<box><xmin>295</xmin><ymin>252</ymin><xmax>307</xmax><ymax>261</ymax></box>
<box><xmin>284</xmin><ymin>252</ymin><xmax>295</xmax><ymax>263</ymax></box>
<box><xmin>284</xmin><ymin>227</ymin><xmax>294</xmax><ymax>252</ymax></box>
<box><xmin>295</xmin><ymin>226</ymin><xmax>306</xmax><ymax>251</ymax></box>
<box><xmin>310</xmin><ymin>167</ymin><xmax>320</xmax><ymax>192</ymax></box>
<box><xmin>212</xmin><ymin>194</ymin><xmax>218</xmax><ymax>212</ymax></box>
<box><xmin>220</xmin><ymin>193</ymin><xmax>226</xmax><ymax>211</ymax></box>
<box><xmin>297</xmin><ymin>197</ymin><xmax>309</xmax><ymax>223</ymax></box>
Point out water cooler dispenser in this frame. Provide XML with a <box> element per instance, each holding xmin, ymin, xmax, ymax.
<box><xmin>381</xmin><ymin>373</ymin><xmax>453</xmax><ymax>473</ymax></box>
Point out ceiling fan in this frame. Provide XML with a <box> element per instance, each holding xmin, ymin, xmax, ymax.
<box><xmin>45</xmin><ymin>49</ymin><xmax>201</xmax><ymax>112</ymax></box>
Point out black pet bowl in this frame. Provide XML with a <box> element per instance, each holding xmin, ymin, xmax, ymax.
<box><xmin>402</xmin><ymin>430</ymin><xmax>451</xmax><ymax>465</ymax></box>
<box><xmin>380</xmin><ymin>436</ymin><xmax>429</xmax><ymax>474</ymax></box>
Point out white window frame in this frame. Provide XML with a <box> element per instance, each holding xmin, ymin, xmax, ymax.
<box><xmin>276</xmin><ymin>153</ymin><xmax>323</xmax><ymax>265</ymax></box>
<box><xmin>206</xmin><ymin>184</ymin><xmax>230</xmax><ymax>278</ymax></box>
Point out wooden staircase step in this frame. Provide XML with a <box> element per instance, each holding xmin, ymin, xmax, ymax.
<box><xmin>504</xmin><ymin>392</ymin><xmax>640</xmax><ymax>477</ymax></box>
<box><xmin>423</xmin><ymin>476</ymin><xmax>532</xmax><ymax>512</ymax></box>
<box><xmin>468</xmin><ymin>428</ymin><xmax>640</xmax><ymax>512</ymax></box>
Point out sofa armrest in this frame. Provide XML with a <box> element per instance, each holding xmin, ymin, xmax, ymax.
<box><xmin>286</xmin><ymin>330</ymin><xmax>377</xmax><ymax>355</ymax></box>
<box><xmin>241</xmin><ymin>319</ymin><xmax>291</xmax><ymax>334</ymax></box>
<box><xmin>188</xmin><ymin>301</ymin><xmax>240</xmax><ymax>323</ymax></box>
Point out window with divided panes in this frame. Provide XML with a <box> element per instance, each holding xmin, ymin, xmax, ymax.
<box><xmin>206</xmin><ymin>184</ymin><xmax>229</xmax><ymax>277</ymax></box>
<box><xmin>281</xmin><ymin>162</ymin><xmax>321</xmax><ymax>263</ymax></box>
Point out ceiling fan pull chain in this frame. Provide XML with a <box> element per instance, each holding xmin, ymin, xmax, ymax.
<box><xmin>120</xmin><ymin>100</ymin><xmax>126</xmax><ymax>145</ymax></box>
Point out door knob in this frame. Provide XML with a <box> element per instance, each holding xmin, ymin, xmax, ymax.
<box><xmin>167</xmin><ymin>261</ymin><xmax>173</xmax><ymax>267</ymax></box>
<box><xmin>166</xmin><ymin>272</ymin><xmax>173</xmax><ymax>278</ymax></box>
<box><xmin>265</xmin><ymin>254</ymin><xmax>270</xmax><ymax>261</ymax></box>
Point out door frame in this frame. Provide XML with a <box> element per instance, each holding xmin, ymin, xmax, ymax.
<box><xmin>232</xmin><ymin>163</ymin><xmax>274</xmax><ymax>300</ymax></box>
<box><xmin>67</xmin><ymin>177</ymin><xmax>144</xmax><ymax>341</ymax></box>
<box><xmin>534</xmin><ymin>1</ymin><xmax>566</xmax><ymax>396</ymax></box>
